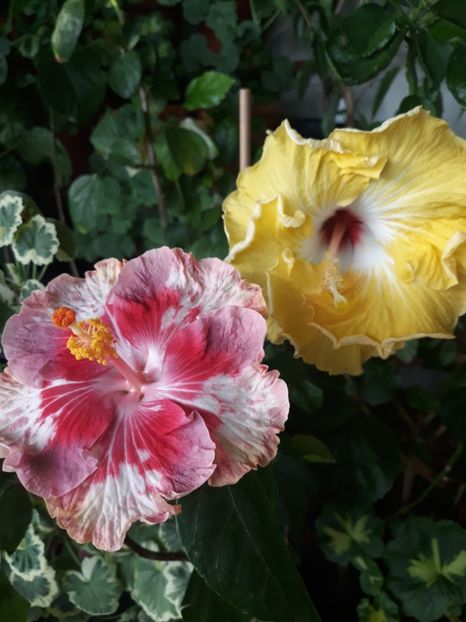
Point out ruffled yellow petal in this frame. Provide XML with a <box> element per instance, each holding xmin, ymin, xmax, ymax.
<box><xmin>224</xmin><ymin>121</ymin><xmax>386</xmax><ymax>251</ymax></box>
<box><xmin>224</xmin><ymin>108</ymin><xmax>466</xmax><ymax>374</ymax></box>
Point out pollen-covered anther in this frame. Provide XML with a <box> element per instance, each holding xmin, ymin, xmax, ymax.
<box><xmin>322</xmin><ymin>253</ymin><xmax>348</xmax><ymax>311</ymax></box>
<box><xmin>66</xmin><ymin>318</ymin><xmax>117</xmax><ymax>366</ymax></box>
<box><xmin>52</xmin><ymin>306</ymin><xmax>76</xmax><ymax>328</ymax></box>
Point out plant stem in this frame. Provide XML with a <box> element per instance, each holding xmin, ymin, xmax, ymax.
<box><xmin>49</xmin><ymin>110</ymin><xmax>79</xmax><ymax>277</ymax></box>
<box><xmin>139</xmin><ymin>88</ymin><xmax>168</xmax><ymax>228</ymax></box>
<box><xmin>125</xmin><ymin>535</ymin><xmax>187</xmax><ymax>562</ymax></box>
<box><xmin>388</xmin><ymin>443</ymin><xmax>464</xmax><ymax>521</ymax></box>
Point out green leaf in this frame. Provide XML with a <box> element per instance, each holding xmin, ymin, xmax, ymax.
<box><xmin>328</xmin><ymin>415</ymin><xmax>401</xmax><ymax>505</ymax></box>
<box><xmin>68</xmin><ymin>174</ymin><xmax>103</xmax><ymax>233</ymax></box>
<box><xmin>63</xmin><ymin>556</ymin><xmax>122</xmax><ymax>616</ymax></box>
<box><xmin>52</xmin><ymin>220</ymin><xmax>77</xmax><ymax>261</ymax></box>
<box><xmin>316</xmin><ymin>506</ymin><xmax>384</xmax><ymax>565</ymax></box>
<box><xmin>18</xmin><ymin>127</ymin><xmax>72</xmax><ymax>185</ymax></box>
<box><xmin>343</xmin><ymin>4</ymin><xmax>396</xmax><ymax>58</ymax></box>
<box><xmin>12</xmin><ymin>215</ymin><xmax>59</xmax><ymax>266</ymax></box>
<box><xmin>51</xmin><ymin>0</ymin><xmax>85</xmax><ymax>63</ymax></box>
<box><xmin>352</xmin><ymin>557</ymin><xmax>384</xmax><ymax>597</ymax></box>
<box><xmin>434</xmin><ymin>0</ymin><xmax>466</xmax><ymax>29</ymax></box>
<box><xmin>289</xmin><ymin>434</ymin><xmax>335</xmax><ymax>464</ymax></box>
<box><xmin>289</xmin><ymin>378</ymin><xmax>323</xmax><ymax>413</ymax></box>
<box><xmin>165</xmin><ymin>126</ymin><xmax>208</xmax><ymax>176</ymax></box>
<box><xmin>417</xmin><ymin>30</ymin><xmax>451</xmax><ymax>89</ymax></box>
<box><xmin>386</xmin><ymin>518</ymin><xmax>466</xmax><ymax>622</ymax></box>
<box><xmin>2</xmin><ymin>520</ymin><xmax>59</xmax><ymax>607</ymax></box>
<box><xmin>447</xmin><ymin>44</ymin><xmax>466</xmax><ymax>106</ymax></box>
<box><xmin>0</xmin><ymin>571</ymin><xmax>29</xmax><ymax>622</ymax></box>
<box><xmin>0</xmin><ymin>192</ymin><xmax>24</xmax><ymax>247</ymax></box>
<box><xmin>327</xmin><ymin>29</ymin><xmax>403</xmax><ymax>86</ymax></box>
<box><xmin>176</xmin><ymin>473</ymin><xmax>322</xmax><ymax>622</ymax></box>
<box><xmin>182</xmin><ymin>571</ymin><xmax>249</xmax><ymax>622</ymax></box>
<box><xmin>108</xmin><ymin>51</ymin><xmax>142</xmax><ymax>99</ymax></box>
<box><xmin>185</xmin><ymin>71</ymin><xmax>235</xmax><ymax>110</ymax></box>
<box><xmin>180</xmin><ymin>118</ymin><xmax>219</xmax><ymax>160</ymax></box>
<box><xmin>0</xmin><ymin>55</ymin><xmax>7</xmax><ymax>86</ymax></box>
<box><xmin>183</xmin><ymin>0</ymin><xmax>210</xmax><ymax>25</ymax></box>
<box><xmin>0</xmin><ymin>486</ymin><xmax>32</xmax><ymax>554</ymax></box>
<box><xmin>361</xmin><ymin>360</ymin><xmax>398</xmax><ymax>406</ymax></box>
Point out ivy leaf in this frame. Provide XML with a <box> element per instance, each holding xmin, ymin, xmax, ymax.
<box><xmin>12</xmin><ymin>215</ymin><xmax>59</xmax><ymax>266</ymax></box>
<box><xmin>51</xmin><ymin>0</ymin><xmax>85</xmax><ymax>63</ymax></box>
<box><xmin>1</xmin><ymin>519</ymin><xmax>59</xmax><ymax>607</ymax></box>
<box><xmin>182</xmin><ymin>571</ymin><xmax>249</xmax><ymax>622</ymax></box>
<box><xmin>343</xmin><ymin>4</ymin><xmax>396</xmax><ymax>58</ymax></box>
<box><xmin>316</xmin><ymin>506</ymin><xmax>384</xmax><ymax>565</ymax></box>
<box><xmin>176</xmin><ymin>472</ymin><xmax>322</xmax><ymax>622</ymax></box>
<box><xmin>447</xmin><ymin>44</ymin><xmax>466</xmax><ymax>106</ymax></box>
<box><xmin>0</xmin><ymin>571</ymin><xmax>29</xmax><ymax>622</ymax></box>
<box><xmin>108</xmin><ymin>52</ymin><xmax>142</xmax><ymax>99</ymax></box>
<box><xmin>386</xmin><ymin>518</ymin><xmax>466</xmax><ymax>622</ymax></box>
<box><xmin>185</xmin><ymin>71</ymin><xmax>235</xmax><ymax>110</ymax></box>
<box><xmin>0</xmin><ymin>192</ymin><xmax>24</xmax><ymax>247</ymax></box>
<box><xmin>0</xmin><ymin>485</ymin><xmax>32</xmax><ymax>554</ymax></box>
<box><xmin>63</xmin><ymin>556</ymin><xmax>122</xmax><ymax>616</ymax></box>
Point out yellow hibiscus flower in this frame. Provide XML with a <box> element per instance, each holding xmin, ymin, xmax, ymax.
<box><xmin>223</xmin><ymin>108</ymin><xmax>466</xmax><ymax>375</ymax></box>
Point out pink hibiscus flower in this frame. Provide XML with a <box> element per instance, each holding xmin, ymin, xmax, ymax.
<box><xmin>0</xmin><ymin>248</ymin><xmax>289</xmax><ymax>551</ymax></box>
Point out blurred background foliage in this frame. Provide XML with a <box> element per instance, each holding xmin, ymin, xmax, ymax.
<box><xmin>2</xmin><ymin>0</ymin><xmax>466</xmax><ymax>621</ymax></box>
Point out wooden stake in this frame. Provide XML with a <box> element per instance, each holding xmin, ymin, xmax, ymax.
<box><xmin>239</xmin><ymin>88</ymin><xmax>251</xmax><ymax>171</ymax></box>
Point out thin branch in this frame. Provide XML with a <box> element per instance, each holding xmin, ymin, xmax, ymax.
<box><xmin>125</xmin><ymin>535</ymin><xmax>187</xmax><ymax>561</ymax></box>
<box><xmin>49</xmin><ymin>110</ymin><xmax>79</xmax><ymax>277</ymax></box>
<box><xmin>388</xmin><ymin>443</ymin><xmax>464</xmax><ymax>521</ymax></box>
<box><xmin>139</xmin><ymin>88</ymin><xmax>168</xmax><ymax>228</ymax></box>
<box><xmin>294</xmin><ymin>0</ymin><xmax>313</xmax><ymax>27</ymax></box>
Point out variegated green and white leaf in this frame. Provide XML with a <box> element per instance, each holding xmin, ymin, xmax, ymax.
<box><xmin>121</xmin><ymin>554</ymin><xmax>191</xmax><ymax>622</ymax></box>
<box><xmin>0</xmin><ymin>269</ymin><xmax>14</xmax><ymax>305</ymax></box>
<box><xmin>158</xmin><ymin>517</ymin><xmax>183</xmax><ymax>552</ymax></box>
<box><xmin>63</xmin><ymin>556</ymin><xmax>122</xmax><ymax>616</ymax></box>
<box><xmin>2</xmin><ymin>521</ymin><xmax>58</xmax><ymax>607</ymax></box>
<box><xmin>42</xmin><ymin>593</ymin><xmax>90</xmax><ymax>622</ymax></box>
<box><xmin>0</xmin><ymin>192</ymin><xmax>24</xmax><ymax>247</ymax></box>
<box><xmin>20</xmin><ymin>279</ymin><xmax>44</xmax><ymax>301</ymax></box>
<box><xmin>12</xmin><ymin>215</ymin><xmax>59</xmax><ymax>265</ymax></box>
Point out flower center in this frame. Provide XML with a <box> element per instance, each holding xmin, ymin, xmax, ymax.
<box><xmin>52</xmin><ymin>307</ymin><xmax>143</xmax><ymax>392</ymax></box>
<box><xmin>318</xmin><ymin>209</ymin><xmax>362</xmax><ymax>311</ymax></box>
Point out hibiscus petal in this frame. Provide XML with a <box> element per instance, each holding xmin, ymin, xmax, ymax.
<box><xmin>3</xmin><ymin>259</ymin><xmax>122</xmax><ymax>388</ymax></box>
<box><xmin>47</xmin><ymin>398</ymin><xmax>215</xmax><ymax>551</ymax></box>
<box><xmin>148</xmin><ymin>308</ymin><xmax>288</xmax><ymax>485</ymax></box>
<box><xmin>106</xmin><ymin>246</ymin><xmax>265</xmax><ymax>335</ymax></box>
<box><xmin>0</xmin><ymin>369</ymin><xmax>116</xmax><ymax>497</ymax></box>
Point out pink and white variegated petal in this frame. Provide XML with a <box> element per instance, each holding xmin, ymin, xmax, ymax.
<box><xmin>159</xmin><ymin>307</ymin><xmax>267</xmax><ymax>387</ymax></box>
<box><xmin>106</xmin><ymin>247</ymin><xmax>266</xmax><ymax>339</ymax></box>
<box><xmin>47</xmin><ymin>398</ymin><xmax>215</xmax><ymax>551</ymax></box>
<box><xmin>2</xmin><ymin>259</ymin><xmax>122</xmax><ymax>388</ymax></box>
<box><xmin>46</xmin><ymin>258</ymin><xmax>123</xmax><ymax>320</ymax></box>
<box><xmin>0</xmin><ymin>369</ymin><xmax>118</xmax><ymax>498</ymax></box>
<box><xmin>169</xmin><ymin>364</ymin><xmax>289</xmax><ymax>487</ymax></box>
